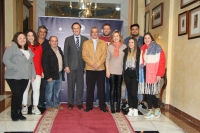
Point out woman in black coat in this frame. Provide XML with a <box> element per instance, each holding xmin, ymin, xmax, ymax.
<box><xmin>123</xmin><ymin>37</ymin><xmax>140</xmax><ymax>117</ymax></box>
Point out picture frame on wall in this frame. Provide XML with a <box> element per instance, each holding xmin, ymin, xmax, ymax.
<box><xmin>180</xmin><ymin>0</ymin><xmax>196</xmax><ymax>9</ymax></box>
<box><xmin>144</xmin><ymin>10</ymin><xmax>150</xmax><ymax>33</ymax></box>
<box><xmin>145</xmin><ymin>0</ymin><xmax>150</xmax><ymax>6</ymax></box>
<box><xmin>178</xmin><ymin>11</ymin><xmax>188</xmax><ymax>36</ymax></box>
<box><xmin>188</xmin><ymin>5</ymin><xmax>200</xmax><ymax>39</ymax></box>
<box><xmin>152</xmin><ymin>3</ymin><xmax>164</xmax><ymax>29</ymax></box>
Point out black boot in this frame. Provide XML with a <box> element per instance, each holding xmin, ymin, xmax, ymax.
<box><xmin>110</xmin><ymin>102</ymin><xmax>115</xmax><ymax>113</ymax></box>
<box><xmin>116</xmin><ymin>102</ymin><xmax>120</xmax><ymax>112</ymax></box>
<box><xmin>11</xmin><ymin>110</ymin><xmax>19</xmax><ymax>121</ymax></box>
<box><xmin>17</xmin><ymin>110</ymin><xmax>26</xmax><ymax>120</ymax></box>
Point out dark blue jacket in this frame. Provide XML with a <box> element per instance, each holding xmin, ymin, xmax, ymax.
<box><xmin>124</xmin><ymin>36</ymin><xmax>144</xmax><ymax>48</ymax></box>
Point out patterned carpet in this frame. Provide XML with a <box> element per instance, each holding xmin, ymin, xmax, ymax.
<box><xmin>34</xmin><ymin>104</ymin><xmax>135</xmax><ymax>133</ymax></box>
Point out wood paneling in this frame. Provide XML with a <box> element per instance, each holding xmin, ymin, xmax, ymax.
<box><xmin>0</xmin><ymin>0</ymin><xmax>5</xmax><ymax>95</ymax></box>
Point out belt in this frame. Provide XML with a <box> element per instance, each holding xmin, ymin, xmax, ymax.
<box><xmin>127</xmin><ymin>67</ymin><xmax>136</xmax><ymax>70</ymax></box>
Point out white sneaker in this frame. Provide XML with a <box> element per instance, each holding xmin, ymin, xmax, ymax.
<box><xmin>154</xmin><ymin>108</ymin><xmax>161</xmax><ymax>118</ymax></box>
<box><xmin>144</xmin><ymin>110</ymin><xmax>154</xmax><ymax>118</ymax></box>
<box><xmin>32</xmin><ymin>107</ymin><xmax>41</xmax><ymax>115</ymax></box>
<box><xmin>93</xmin><ymin>99</ymin><xmax>99</xmax><ymax>107</ymax></box>
<box><xmin>21</xmin><ymin>106</ymin><xmax>28</xmax><ymax>115</ymax></box>
<box><xmin>127</xmin><ymin>109</ymin><xmax>134</xmax><ymax>116</ymax></box>
<box><xmin>133</xmin><ymin>109</ymin><xmax>138</xmax><ymax>116</ymax></box>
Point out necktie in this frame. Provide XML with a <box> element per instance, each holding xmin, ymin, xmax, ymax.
<box><xmin>76</xmin><ymin>37</ymin><xmax>79</xmax><ymax>50</ymax></box>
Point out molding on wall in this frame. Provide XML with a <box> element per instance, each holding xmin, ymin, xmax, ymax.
<box><xmin>161</xmin><ymin>102</ymin><xmax>200</xmax><ymax>132</ymax></box>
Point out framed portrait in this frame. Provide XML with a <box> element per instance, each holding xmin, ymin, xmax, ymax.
<box><xmin>152</xmin><ymin>3</ymin><xmax>163</xmax><ymax>29</ymax></box>
<box><xmin>180</xmin><ymin>0</ymin><xmax>196</xmax><ymax>9</ymax></box>
<box><xmin>178</xmin><ymin>11</ymin><xmax>188</xmax><ymax>36</ymax></box>
<box><xmin>145</xmin><ymin>0</ymin><xmax>150</xmax><ymax>6</ymax></box>
<box><xmin>188</xmin><ymin>5</ymin><xmax>200</xmax><ymax>39</ymax></box>
<box><xmin>144</xmin><ymin>10</ymin><xmax>150</xmax><ymax>33</ymax></box>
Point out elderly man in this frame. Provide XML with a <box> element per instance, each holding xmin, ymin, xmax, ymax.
<box><xmin>82</xmin><ymin>27</ymin><xmax>108</xmax><ymax>112</ymax></box>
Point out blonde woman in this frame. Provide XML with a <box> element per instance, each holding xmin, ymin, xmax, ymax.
<box><xmin>106</xmin><ymin>30</ymin><xmax>126</xmax><ymax>113</ymax></box>
<box><xmin>123</xmin><ymin>37</ymin><xmax>140</xmax><ymax>116</ymax></box>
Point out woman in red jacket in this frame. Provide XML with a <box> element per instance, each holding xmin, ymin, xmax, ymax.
<box><xmin>138</xmin><ymin>32</ymin><xmax>166</xmax><ymax>119</ymax></box>
<box><xmin>22</xmin><ymin>29</ymin><xmax>43</xmax><ymax>115</ymax></box>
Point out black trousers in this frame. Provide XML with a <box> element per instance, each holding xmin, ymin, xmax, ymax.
<box><xmin>146</xmin><ymin>95</ymin><xmax>158</xmax><ymax>109</ymax></box>
<box><xmin>124</xmin><ymin>69</ymin><xmax>138</xmax><ymax>108</ymax></box>
<box><xmin>6</xmin><ymin>79</ymin><xmax>29</xmax><ymax>110</ymax></box>
<box><xmin>86</xmin><ymin>70</ymin><xmax>106</xmax><ymax>109</ymax></box>
<box><xmin>38</xmin><ymin>78</ymin><xmax>46</xmax><ymax>106</ymax></box>
<box><xmin>109</xmin><ymin>74</ymin><xmax>123</xmax><ymax>105</ymax></box>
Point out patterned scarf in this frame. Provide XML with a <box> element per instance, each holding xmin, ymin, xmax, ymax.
<box><xmin>138</xmin><ymin>41</ymin><xmax>161</xmax><ymax>95</ymax></box>
<box><xmin>112</xmin><ymin>42</ymin><xmax>123</xmax><ymax>58</ymax></box>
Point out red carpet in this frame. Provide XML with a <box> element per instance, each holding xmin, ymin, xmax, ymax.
<box><xmin>34</xmin><ymin>104</ymin><xmax>135</xmax><ymax>133</ymax></box>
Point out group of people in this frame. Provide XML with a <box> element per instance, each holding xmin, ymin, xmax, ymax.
<box><xmin>3</xmin><ymin>22</ymin><xmax>166</xmax><ymax>122</ymax></box>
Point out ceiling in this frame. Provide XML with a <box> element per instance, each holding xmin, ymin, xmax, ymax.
<box><xmin>45</xmin><ymin>1</ymin><xmax>120</xmax><ymax>19</ymax></box>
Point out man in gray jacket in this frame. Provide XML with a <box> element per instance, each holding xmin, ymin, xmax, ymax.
<box><xmin>64</xmin><ymin>22</ymin><xmax>88</xmax><ymax>110</ymax></box>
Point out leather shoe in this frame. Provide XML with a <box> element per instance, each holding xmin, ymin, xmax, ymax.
<box><xmin>101</xmin><ymin>108</ymin><xmax>108</xmax><ymax>112</ymax></box>
<box><xmin>68</xmin><ymin>104</ymin><xmax>73</xmax><ymax>110</ymax></box>
<box><xmin>77</xmin><ymin>105</ymin><xmax>84</xmax><ymax>110</ymax></box>
<box><xmin>84</xmin><ymin>108</ymin><xmax>92</xmax><ymax>112</ymax></box>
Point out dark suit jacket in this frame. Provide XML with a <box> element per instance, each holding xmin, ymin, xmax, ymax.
<box><xmin>64</xmin><ymin>35</ymin><xmax>88</xmax><ymax>70</ymax></box>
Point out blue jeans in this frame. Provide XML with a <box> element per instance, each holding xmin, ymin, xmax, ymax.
<box><xmin>105</xmin><ymin>77</ymin><xmax>110</xmax><ymax>102</ymax></box>
<box><xmin>125</xmin><ymin>88</ymin><xmax>143</xmax><ymax>101</ymax></box>
<box><xmin>45</xmin><ymin>72</ymin><xmax>62</xmax><ymax>109</ymax></box>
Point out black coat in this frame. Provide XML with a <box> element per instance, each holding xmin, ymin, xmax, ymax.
<box><xmin>123</xmin><ymin>46</ymin><xmax>140</xmax><ymax>80</ymax></box>
<box><xmin>42</xmin><ymin>46</ymin><xmax>65</xmax><ymax>81</ymax></box>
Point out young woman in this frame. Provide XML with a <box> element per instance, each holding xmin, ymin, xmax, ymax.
<box><xmin>123</xmin><ymin>37</ymin><xmax>140</xmax><ymax>116</ymax></box>
<box><xmin>22</xmin><ymin>29</ymin><xmax>43</xmax><ymax>115</ymax></box>
<box><xmin>138</xmin><ymin>32</ymin><xmax>166</xmax><ymax>118</ymax></box>
<box><xmin>106</xmin><ymin>30</ymin><xmax>127</xmax><ymax>113</ymax></box>
<box><xmin>3</xmin><ymin>32</ymin><xmax>36</xmax><ymax>121</ymax></box>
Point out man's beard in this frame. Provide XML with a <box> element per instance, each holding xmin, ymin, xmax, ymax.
<box><xmin>131</xmin><ymin>34</ymin><xmax>139</xmax><ymax>37</ymax></box>
<box><xmin>103</xmin><ymin>32</ymin><xmax>110</xmax><ymax>36</ymax></box>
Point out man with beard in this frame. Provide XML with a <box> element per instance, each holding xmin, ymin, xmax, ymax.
<box><xmin>98</xmin><ymin>23</ymin><xmax>111</xmax><ymax>107</ymax></box>
<box><xmin>123</xmin><ymin>24</ymin><xmax>147</xmax><ymax>111</ymax></box>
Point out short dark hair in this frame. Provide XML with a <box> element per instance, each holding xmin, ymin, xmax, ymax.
<box><xmin>37</xmin><ymin>25</ymin><xmax>48</xmax><ymax>34</ymax></box>
<box><xmin>49</xmin><ymin>36</ymin><xmax>58</xmax><ymax>41</ymax></box>
<box><xmin>102</xmin><ymin>23</ymin><xmax>111</xmax><ymax>29</ymax></box>
<box><xmin>25</xmin><ymin>29</ymin><xmax>40</xmax><ymax>47</ymax></box>
<box><xmin>71</xmin><ymin>22</ymin><xmax>81</xmax><ymax>29</ymax></box>
<box><xmin>12</xmin><ymin>32</ymin><xmax>29</xmax><ymax>50</ymax></box>
<box><xmin>130</xmin><ymin>24</ymin><xmax>140</xmax><ymax>29</ymax></box>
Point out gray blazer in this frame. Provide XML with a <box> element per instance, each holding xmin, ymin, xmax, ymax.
<box><xmin>3</xmin><ymin>42</ymin><xmax>36</xmax><ymax>79</ymax></box>
<box><xmin>64</xmin><ymin>35</ymin><xmax>88</xmax><ymax>70</ymax></box>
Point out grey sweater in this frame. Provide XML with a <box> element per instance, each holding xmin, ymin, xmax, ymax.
<box><xmin>3</xmin><ymin>42</ymin><xmax>36</xmax><ymax>79</ymax></box>
<box><xmin>106</xmin><ymin>44</ymin><xmax>127</xmax><ymax>75</ymax></box>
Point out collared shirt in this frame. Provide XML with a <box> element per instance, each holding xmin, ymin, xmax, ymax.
<box><xmin>52</xmin><ymin>47</ymin><xmax>63</xmax><ymax>72</ymax></box>
<box><xmin>92</xmin><ymin>38</ymin><xmax>98</xmax><ymax>52</ymax></box>
<box><xmin>74</xmin><ymin>35</ymin><xmax>81</xmax><ymax>47</ymax></box>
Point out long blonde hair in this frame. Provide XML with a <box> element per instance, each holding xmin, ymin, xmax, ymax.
<box><xmin>127</xmin><ymin>37</ymin><xmax>138</xmax><ymax>61</ymax></box>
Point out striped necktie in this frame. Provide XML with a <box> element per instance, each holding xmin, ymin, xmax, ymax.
<box><xmin>75</xmin><ymin>37</ymin><xmax>79</xmax><ymax>50</ymax></box>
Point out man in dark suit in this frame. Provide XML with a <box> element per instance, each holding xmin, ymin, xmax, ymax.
<box><xmin>64</xmin><ymin>22</ymin><xmax>88</xmax><ymax>110</ymax></box>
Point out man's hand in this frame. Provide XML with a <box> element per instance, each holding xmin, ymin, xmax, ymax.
<box><xmin>47</xmin><ymin>78</ymin><xmax>52</xmax><ymax>82</ymax></box>
<box><xmin>65</xmin><ymin>67</ymin><xmax>70</xmax><ymax>73</ymax></box>
<box><xmin>93</xmin><ymin>64</ymin><xmax>99</xmax><ymax>70</ymax></box>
